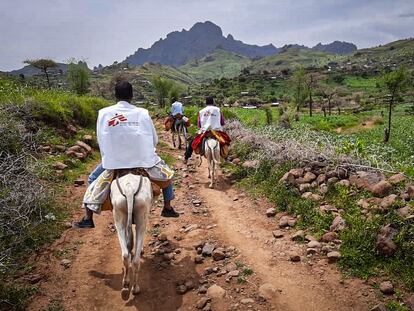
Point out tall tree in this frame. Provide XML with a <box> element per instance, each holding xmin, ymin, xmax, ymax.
<box><xmin>152</xmin><ymin>76</ymin><xmax>180</xmax><ymax>107</ymax></box>
<box><xmin>24</xmin><ymin>59</ymin><xmax>57</xmax><ymax>88</ymax></box>
<box><xmin>67</xmin><ymin>61</ymin><xmax>90</xmax><ymax>95</ymax></box>
<box><xmin>319</xmin><ymin>86</ymin><xmax>337</xmax><ymax>116</ymax></box>
<box><xmin>304</xmin><ymin>73</ymin><xmax>319</xmax><ymax>117</ymax></box>
<box><xmin>291</xmin><ymin>67</ymin><xmax>307</xmax><ymax>112</ymax></box>
<box><xmin>381</xmin><ymin>66</ymin><xmax>410</xmax><ymax>142</ymax></box>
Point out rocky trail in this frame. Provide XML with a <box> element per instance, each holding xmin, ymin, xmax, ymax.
<box><xmin>27</xmin><ymin>130</ymin><xmax>381</xmax><ymax>311</ymax></box>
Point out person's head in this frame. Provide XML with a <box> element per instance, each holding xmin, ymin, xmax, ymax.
<box><xmin>115</xmin><ymin>81</ymin><xmax>133</xmax><ymax>102</ymax></box>
<box><xmin>172</xmin><ymin>97</ymin><xmax>178</xmax><ymax>103</ymax></box>
<box><xmin>205</xmin><ymin>96</ymin><xmax>214</xmax><ymax>106</ymax></box>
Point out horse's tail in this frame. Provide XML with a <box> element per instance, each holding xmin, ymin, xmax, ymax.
<box><xmin>124</xmin><ymin>176</ymin><xmax>142</xmax><ymax>248</ymax></box>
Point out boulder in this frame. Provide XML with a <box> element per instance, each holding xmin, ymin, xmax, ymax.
<box><xmin>327</xmin><ymin>251</ymin><xmax>341</xmax><ymax>263</ymax></box>
<box><xmin>388</xmin><ymin>173</ymin><xmax>406</xmax><ymax>185</ymax></box>
<box><xmin>337</xmin><ymin>180</ymin><xmax>350</xmax><ymax>187</ymax></box>
<box><xmin>336</xmin><ymin>168</ymin><xmax>349</xmax><ymax>180</ymax></box>
<box><xmin>303</xmin><ymin>172</ymin><xmax>317</xmax><ymax>183</ymax></box>
<box><xmin>272</xmin><ymin>230</ymin><xmax>284</xmax><ymax>239</ymax></box>
<box><xmin>212</xmin><ymin>249</ymin><xmax>226</xmax><ymax>261</ymax></box>
<box><xmin>320</xmin><ymin>232</ymin><xmax>338</xmax><ymax>243</ymax></box>
<box><xmin>330</xmin><ymin>215</ymin><xmax>346</xmax><ymax>232</ymax></box>
<box><xmin>289</xmin><ymin>168</ymin><xmax>304</xmax><ymax>178</ymax></box>
<box><xmin>396</xmin><ymin>206</ymin><xmax>412</xmax><ymax>219</ymax></box>
<box><xmin>266</xmin><ymin>208</ymin><xmax>277</xmax><ymax>217</ymax></box>
<box><xmin>242</xmin><ymin>160</ymin><xmax>259</xmax><ymax>169</ymax></box>
<box><xmin>302</xmin><ymin>192</ymin><xmax>322</xmax><ymax>201</ymax></box>
<box><xmin>279</xmin><ymin>172</ymin><xmax>296</xmax><ymax>185</ymax></box>
<box><xmin>371</xmin><ymin>181</ymin><xmax>393</xmax><ymax>198</ymax></box>
<box><xmin>407</xmin><ymin>185</ymin><xmax>414</xmax><ymax>199</ymax></box>
<box><xmin>379</xmin><ymin>281</ymin><xmax>394</xmax><ymax>295</ymax></box>
<box><xmin>289</xmin><ymin>252</ymin><xmax>301</xmax><ymax>262</ymax></box>
<box><xmin>376</xmin><ymin>225</ymin><xmax>398</xmax><ymax>256</ymax></box>
<box><xmin>299</xmin><ymin>183</ymin><xmax>312</xmax><ymax>193</ymax></box>
<box><xmin>349</xmin><ymin>171</ymin><xmax>384</xmax><ymax>191</ymax></box>
<box><xmin>82</xmin><ymin>134</ymin><xmax>94</xmax><ymax>144</ymax></box>
<box><xmin>279</xmin><ymin>216</ymin><xmax>290</xmax><ymax>228</ymax></box>
<box><xmin>316</xmin><ymin>174</ymin><xmax>327</xmax><ymax>185</ymax></box>
<box><xmin>76</xmin><ymin>141</ymin><xmax>92</xmax><ymax>153</ymax></box>
<box><xmin>54</xmin><ymin>145</ymin><xmax>66</xmax><ymax>152</ymax></box>
<box><xmin>202</xmin><ymin>243</ymin><xmax>215</xmax><ymax>256</ymax></box>
<box><xmin>196</xmin><ymin>297</ymin><xmax>211</xmax><ymax>309</ymax></box>
<box><xmin>207</xmin><ymin>284</ymin><xmax>226</xmax><ymax>300</ymax></box>
<box><xmin>380</xmin><ymin>194</ymin><xmax>397</xmax><ymax>209</ymax></box>
<box><xmin>67</xmin><ymin>145</ymin><xmax>83</xmax><ymax>153</ymax></box>
<box><xmin>52</xmin><ymin>162</ymin><xmax>67</xmax><ymax>170</ymax></box>
<box><xmin>291</xmin><ymin>230</ymin><xmax>305</xmax><ymax>241</ymax></box>
<box><xmin>327</xmin><ymin>177</ymin><xmax>339</xmax><ymax>185</ymax></box>
<box><xmin>307</xmin><ymin>241</ymin><xmax>321</xmax><ymax>249</ymax></box>
<box><xmin>258</xmin><ymin>283</ymin><xmax>277</xmax><ymax>301</ymax></box>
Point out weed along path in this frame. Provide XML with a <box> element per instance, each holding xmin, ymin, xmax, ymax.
<box><xmin>28</xmin><ymin>130</ymin><xmax>379</xmax><ymax>311</ymax></box>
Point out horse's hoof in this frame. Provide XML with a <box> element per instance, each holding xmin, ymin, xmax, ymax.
<box><xmin>132</xmin><ymin>285</ymin><xmax>141</xmax><ymax>295</ymax></box>
<box><xmin>121</xmin><ymin>287</ymin><xmax>131</xmax><ymax>301</ymax></box>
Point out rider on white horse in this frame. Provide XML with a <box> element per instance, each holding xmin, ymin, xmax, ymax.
<box><xmin>74</xmin><ymin>81</ymin><xmax>179</xmax><ymax>228</ymax></box>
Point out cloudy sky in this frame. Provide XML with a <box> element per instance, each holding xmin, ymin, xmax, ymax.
<box><xmin>1</xmin><ymin>0</ymin><xmax>413</xmax><ymax>71</ymax></box>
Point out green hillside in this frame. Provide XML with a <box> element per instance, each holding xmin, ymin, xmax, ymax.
<box><xmin>249</xmin><ymin>48</ymin><xmax>341</xmax><ymax>73</ymax></box>
<box><xmin>179</xmin><ymin>49</ymin><xmax>251</xmax><ymax>82</ymax></box>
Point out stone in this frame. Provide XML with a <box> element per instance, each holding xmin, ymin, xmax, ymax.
<box><xmin>299</xmin><ymin>183</ymin><xmax>312</xmax><ymax>193</ymax></box>
<box><xmin>407</xmin><ymin>185</ymin><xmax>414</xmax><ymax>199</ymax></box>
<box><xmin>279</xmin><ymin>216</ymin><xmax>290</xmax><ymax>228</ymax></box>
<box><xmin>212</xmin><ymin>249</ymin><xmax>226</xmax><ymax>261</ymax></box>
<box><xmin>319</xmin><ymin>184</ymin><xmax>329</xmax><ymax>194</ymax></box>
<box><xmin>349</xmin><ymin>171</ymin><xmax>384</xmax><ymax>190</ymax></box>
<box><xmin>192</xmin><ymin>199</ymin><xmax>202</xmax><ymax>205</ymax></box>
<box><xmin>52</xmin><ymin>162</ymin><xmax>67</xmax><ymax>170</ymax></box>
<box><xmin>207</xmin><ymin>284</ymin><xmax>226</xmax><ymax>299</ymax></box>
<box><xmin>291</xmin><ymin>230</ymin><xmax>305</xmax><ymax>241</ymax></box>
<box><xmin>305</xmin><ymin>235</ymin><xmax>317</xmax><ymax>242</ymax></box>
<box><xmin>371</xmin><ymin>181</ymin><xmax>393</xmax><ymax>198</ymax></box>
<box><xmin>185</xmin><ymin>280</ymin><xmax>195</xmax><ymax>290</ymax></box>
<box><xmin>388</xmin><ymin>173</ymin><xmax>406</xmax><ymax>185</ymax></box>
<box><xmin>184</xmin><ymin>224</ymin><xmax>198</xmax><ymax>233</ymax></box>
<box><xmin>74</xmin><ymin>179</ymin><xmax>85</xmax><ymax>186</ymax></box>
<box><xmin>307</xmin><ymin>248</ymin><xmax>318</xmax><ymax>255</ymax></box>
<box><xmin>76</xmin><ymin>140</ymin><xmax>92</xmax><ymax>153</ymax></box>
<box><xmin>202</xmin><ymin>243</ymin><xmax>215</xmax><ymax>256</ymax></box>
<box><xmin>327</xmin><ymin>177</ymin><xmax>339</xmax><ymax>186</ymax></box>
<box><xmin>198</xmin><ymin>285</ymin><xmax>208</xmax><ymax>294</ymax></box>
<box><xmin>258</xmin><ymin>283</ymin><xmax>277</xmax><ymax>301</ymax></box>
<box><xmin>320</xmin><ymin>232</ymin><xmax>338</xmax><ymax>243</ymax></box>
<box><xmin>242</xmin><ymin>160</ymin><xmax>259</xmax><ymax>169</ymax></box>
<box><xmin>376</xmin><ymin>225</ymin><xmax>398</xmax><ymax>256</ymax></box>
<box><xmin>82</xmin><ymin>134</ymin><xmax>93</xmax><ymax>144</ymax></box>
<box><xmin>357</xmin><ymin>197</ymin><xmax>382</xmax><ymax>209</ymax></box>
<box><xmin>158</xmin><ymin>234</ymin><xmax>168</xmax><ymax>241</ymax></box>
<box><xmin>326</xmin><ymin>170</ymin><xmax>338</xmax><ymax>179</ymax></box>
<box><xmin>337</xmin><ymin>180</ymin><xmax>350</xmax><ymax>187</ymax></box>
<box><xmin>287</xmin><ymin>218</ymin><xmax>297</xmax><ymax>227</ymax></box>
<box><xmin>60</xmin><ymin>259</ymin><xmax>71</xmax><ymax>268</ymax></box>
<box><xmin>280</xmin><ymin>172</ymin><xmax>296</xmax><ymax>185</ymax></box>
<box><xmin>316</xmin><ymin>174</ymin><xmax>327</xmax><ymax>185</ymax></box>
<box><xmin>194</xmin><ymin>256</ymin><xmax>204</xmax><ymax>264</ymax></box>
<box><xmin>337</xmin><ymin>168</ymin><xmax>349</xmax><ymax>179</ymax></box>
<box><xmin>307</xmin><ymin>241</ymin><xmax>321</xmax><ymax>249</ymax></box>
<box><xmin>67</xmin><ymin>145</ymin><xmax>83</xmax><ymax>153</ymax></box>
<box><xmin>67</xmin><ymin>124</ymin><xmax>77</xmax><ymax>134</ymax></box>
<box><xmin>327</xmin><ymin>251</ymin><xmax>341</xmax><ymax>263</ymax></box>
<box><xmin>380</xmin><ymin>194</ymin><xmax>397</xmax><ymax>209</ymax></box>
<box><xmin>232</xmin><ymin>158</ymin><xmax>241</xmax><ymax>165</ymax></box>
<box><xmin>303</xmin><ymin>172</ymin><xmax>317</xmax><ymax>183</ymax></box>
<box><xmin>302</xmin><ymin>192</ymin><xmax>322</xmax><ymax>201</ymax></box>
<box><xmin>289</xmin><ymin>168</ymin><xmax>304</xmax><ymax>178</ymax></box>
<box><xmin>54</xmin><ymin>145</ymin><xmax>66</xmax><ymax>152</ymax></box>
<box><xmin>289</xmin><ymin>252</ymin><xmax>301</xmax><ymax>262</ymax></box>
<box><xmin>379</xmin><ymin>281</ymin><xmax>394</xmax><ymax>295</ymax></box>
<box><xmin>227</xmin><ymin>270</ymin><xmax>240</xmax><ymax>278</ymax></box>
<box><xmin>370</xmin><ymin>304</ymin><xmax>387</xmax><ymax>311</ymax></box>
<box><xmin>330</xmin><ymin>215</ymin><xmax>346</xmax><ymax>232</ymax></box>
<box><xmin>202</xmin><ymin>303</ymin><xmax>211</xmax><ymax>311</ymax></box>
<box><xmin>74</xmin><ymin>152</ymin><xmax>86</xmax><ymax>159</ymax></box>
<box><xmin>196</xmin><ymin>297</ymin><xmax>211</xmax><ymax>309</ymax></box>
<box><xmin>272</xmin><ymin>230</ymin><xmax>284</xmax><ymax>239</ymax></box>
<box><xmin>405</xmin><ymin>294</ymin><xmax>414</xmax><ymax>310</ymax></box>
<box><xmin>266</xmin><ymin>208</ymin><xmax>277</xmax><ymax>217</ymax></box>
<box><xmin>176</xmin><ymin>284</ymin><xmax>187</xmax><ymax>295</ymax></box>
<box><xmin>240</xmin><ymin>298</ymin><xmax>254</xmax><ymax>305</ymax></box>
<box><xmin>396</xmin><ymin>206</ymin><xmax>412</xmax><ymax>219</ymax></box>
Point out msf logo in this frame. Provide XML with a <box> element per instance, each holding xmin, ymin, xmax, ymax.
<box><xmin>108</xmin><ymin>114</ymin><xmax>127</xmax><ymax>127</ymax></box>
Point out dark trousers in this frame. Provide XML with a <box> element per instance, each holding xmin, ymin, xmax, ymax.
<box><xmin>185</xmin><ymin>137</ymin><xmax>194</xmax><ymax>160</ymax></box>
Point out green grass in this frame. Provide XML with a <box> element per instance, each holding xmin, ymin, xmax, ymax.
<box><xmin>180</xmin><ymin>49</ymin><xmax>251</xmax><ymax>82</ymax></box>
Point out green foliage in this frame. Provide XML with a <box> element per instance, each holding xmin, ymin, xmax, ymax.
<box><xmin>291</xmin><ymin>66</ymin><xmax>307</xmax><ymax>110</ymax></box>
<box><xmin>385</xmin><ymin>301</ymin><xmax>409</xmax><ymax>311</ymax></box>
<box><xmin>67</xmin><ymin>61</ymin><xmax>90</xmax><ymax>95</ymax></box>
<box><xmin>152</xmin><ymin>76</ymin><xmax>182</xmax><ymax>108</ymax></box>
<box><xmin>0</xmin><ymin>282</ymin><xmax>38</xmax><ymax>311</ymax></box>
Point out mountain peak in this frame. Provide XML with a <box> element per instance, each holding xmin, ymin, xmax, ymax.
<box><xmin>189</xmin><ymin>21</ymin><xmax>223</xmax><ymax>37</ymax></box>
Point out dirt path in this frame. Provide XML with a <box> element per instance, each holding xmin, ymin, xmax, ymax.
<box><xmin>27</xmin><ymin>131</ymin><xmax>380</xmax><ymax>311</ymax></box>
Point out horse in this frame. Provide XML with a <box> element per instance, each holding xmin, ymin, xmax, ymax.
<box><xmin>199</xmin><ymin>137</ymin><xmax>220</xmax><ymax>188</ymax></box>
<box><xmin>172</xmin><ymin>117</ymin><xmax>188</xmax><ymax>150</ymax></box>
<box><xmin>110</xmin><ymin>172</ymin><xmax>152</xmax><ymax>301</ymax></box>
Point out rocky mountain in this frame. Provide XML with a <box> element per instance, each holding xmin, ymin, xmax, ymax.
<box><xmin>312</xmin><ymin>41</ymin><xmax>357</xmax><ymax>55</ymax></box>
<box><xmin>123</xmin><ymin>21</ymin><xmax>278</xmax><ymax>67</ymax></box>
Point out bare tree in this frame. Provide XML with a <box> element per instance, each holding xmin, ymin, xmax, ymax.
<box><xmin>304</xmin><ymin>73</ymin><xmax>320</xmax><ymax>117</ymax></box>
<box><xmin>24</xmin><ymin>59</ymin><xmax>57</xmax><ymax>88</ymax></box>
<box><xmin>319</xmin><ymin>86</ymin><xmax>337</xmax><ymax>116</ymax></box>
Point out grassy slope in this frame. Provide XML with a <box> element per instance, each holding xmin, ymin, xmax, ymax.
<box><xmin>249</xmin><ymin>48</ymin><xmax>341</xmax><ymax>73</ymax></box>
<box><xmin>0</xmin><ymin>77</ymin><xmax>108</xmax><ymax>309</ymax></box>
<box><xmin>179</xmin><ymin>49</ymin><xmax>251</xmax><ymax>82</ymax></box>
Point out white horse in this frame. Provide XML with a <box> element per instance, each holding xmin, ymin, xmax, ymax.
<box><xmin>199</xmin><ymin>138</ymin><xmax>220</xmax><ymax>188</ymax></box>
<box><xmin>110</xmin><ymin>172</ymin><xmax>152</xmax><ymax>301</ymax></box>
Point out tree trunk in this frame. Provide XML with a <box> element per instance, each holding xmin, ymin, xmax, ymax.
<box><xmin>44</xmin><ymin>68</ymin><xmax>51</xmax><ymax>88</ymax></box>
<box><xmin>323</xmin><ymin>107</ymin><xmax>326</xmax><ymax>118</ymax></box>
<box><xmin>385</xmin><ymin>96</ymin><xmax>394</xmax><ymax>143</ymax></box>
<box><xmin>309</xmin><ymin>91</ymin><xmax>313</xmax><ymax>117</ymax></box>
<box><xmin>328</xmin><ymin>98</ymin><xmax>332</xmax><ymax>115</ymax></box>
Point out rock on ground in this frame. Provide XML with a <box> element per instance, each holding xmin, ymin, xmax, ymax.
<box><xmin>207</xmin><ymin>284</ymin><xmax>226</xmax><ymax>300</ymax></box>
<box><xmin>379</xmin><ymin>281</ymin><xmax>394</xmax><ymax>295</ymax></box>
<box><xmin>258</xmin><ymin>283</ymin><xmax>277</xmax><ymax>301</ymax></box>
